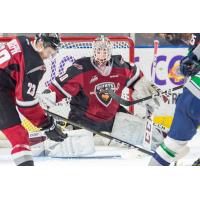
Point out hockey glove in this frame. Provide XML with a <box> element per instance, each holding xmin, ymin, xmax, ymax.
<box><xmin>132</xmin><ymin>77</ymin><xmax>162</xmax><ymax>110</ymax></box>
<box><xmin>180</xmin><ymin>53</ymin><xmax>200</xmax><ymax>77</ymax></box>
<box><xmin>38</xmin><ymin>89</ymin><xmax>56</xmax><ymax>109</ymax></box>
<box><xmin>41</xmin><ymin>116</ymin><xmax>68</xmax><ymax>142</ymax></box>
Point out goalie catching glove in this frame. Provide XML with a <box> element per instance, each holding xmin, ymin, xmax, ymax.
<box><xmin>41</xmin><ymin>116</ymin><xmax>68</xmax><ymax>142</ymax></box>
<box><xmin>132</xmin><ymin>77</ymin><xmax>162</xmax><ymax>110</ymax></box>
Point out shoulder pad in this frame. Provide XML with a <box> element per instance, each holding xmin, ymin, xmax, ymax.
<box><xmin>73</xmin><ymin>57</ymin><xmax>90</xmax><ymax>65</ymax></box>
<box><xmin>112</xmin><ymin>55</ymin><xmax>130</xmax><ymax>69</ymax></box>
<box><xmin>17</xmin><ymin>36</ymin><xmax>31</xmax><ymax>48</ymax></box>
<box><xmin>72</xmin><ymin>57</ymin><xmax>91</xmax><ymax>71</ymax></box>
<box><xmin>111</xmin><ymin>55</ymin><xmax>123</xmax><ymax>62</ymax></box>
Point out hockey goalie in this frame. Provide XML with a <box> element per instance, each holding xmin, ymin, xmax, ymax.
<box><xmin>41</xmin><ymin>35</ymin><xmax>166</xmax><ymax>155</ymax></box>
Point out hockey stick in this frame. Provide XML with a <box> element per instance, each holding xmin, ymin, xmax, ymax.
<box><xmin>143</xmin><ymin>40</ymin><xmax>159</xmax><ymax>150</ymax></box>
<box><xmin>44</xmin><ymin>109</ymin><xmax>154</xmax><ymax>156</ymax></box>
<box><xmin>107</xmin><ymin>85</ymin><xmax>183</xmax><ymax>107</ymax></box>
<box><xmin>143</xmin><ymin>105</ymin><xmax>154</xmax><ymax>151</ymax></box>
<box><xmin>151</xmin><ymin>40</ymin><xmax>159</xmax><ymax>83</ymax></box>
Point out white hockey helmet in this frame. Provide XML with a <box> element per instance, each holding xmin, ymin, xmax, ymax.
<box><xmin>92</xmin><ymin>35</ymin><xmax>113</xmax><ymax>67</ymax></box>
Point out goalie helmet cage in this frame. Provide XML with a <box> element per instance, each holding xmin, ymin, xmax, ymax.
<box><xmin>0</xmin><ymin>35</ymin><xmax>134</xmax><ymax>144</ymax></box>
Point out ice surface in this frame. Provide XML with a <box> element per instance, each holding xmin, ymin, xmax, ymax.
<box><xmin>1</xmin><ymin>132</ymin><xmax>200</xmax><ymax>166</ymax></box>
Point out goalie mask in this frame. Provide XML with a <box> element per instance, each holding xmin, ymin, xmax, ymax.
<box><xmin>92</xmin><ymin>35</ymin><xmax>113</xmax><ymax>76</ymax></box>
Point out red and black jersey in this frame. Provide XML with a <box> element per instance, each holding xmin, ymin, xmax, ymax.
<box><xmin>0</xmin><ymin>36</ymin><xmax>47</xmax><ymax>127</ymax></box>
<box><xmin>49</xmin><ymin>55</ymin><xmax>142</xmax><ymax>131</ymax></box>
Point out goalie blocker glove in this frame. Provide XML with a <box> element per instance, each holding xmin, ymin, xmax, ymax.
<box><xmin>41</xmin><ymin>116</ymin><xmax>68</xmax><ymax>142</ymax></box>
<box><xmin>132</xmin><ymin>77</ymin><xmax>162</xmax><ymax>110</ymax></box>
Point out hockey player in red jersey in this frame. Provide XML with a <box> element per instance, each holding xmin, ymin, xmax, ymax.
<box><xmin>0</xmin><ymin>34</ymin><xmax>67</xmax><ymax>166</ymax></box>
<box><xmin>46</xmin><ymin>35</ymin><xmax>163</xmax><ymax>149</ymax></box>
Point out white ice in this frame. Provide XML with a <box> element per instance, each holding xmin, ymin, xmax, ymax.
<box><xmin>1</xmin><ymin>132</ymin><xmax>200</xmax><ymax>166</ymax></box>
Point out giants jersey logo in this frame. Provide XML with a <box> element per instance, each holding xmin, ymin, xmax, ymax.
<box><xmin>94</xmin><ymin>82</ymin><xmax>115</xmax><ymax>107</ymax></box>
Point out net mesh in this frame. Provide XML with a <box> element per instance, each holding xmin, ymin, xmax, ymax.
<box><xmin>39</xmin><ymin>39</ymin><xmax>132</xmax><ymax>91</ymax></box>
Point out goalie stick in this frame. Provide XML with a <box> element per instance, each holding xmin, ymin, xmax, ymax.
<box><xmin>151</xmin><ymin>40</ymin><xmax>159</xmax><ymax>83</ymax></box>
<box><xmin>43</xmin><ymin>109</ymin><xmax>154</xmax><ymax>156</ymax></box>
<box><xmin>107</xmin><ymin>85</ymin><xmax>183</xmax><ymax>107</ymax></box>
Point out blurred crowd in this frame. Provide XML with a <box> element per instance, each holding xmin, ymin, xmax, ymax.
<box><xmin>135</xmin><ymin>33</ymin><xmax>191</xmax><ymax>46</ymax></box>
<box><xmin>0</xmin><ymin>33</ymin><xmax>192</xmax><ymax>46</ymax></box>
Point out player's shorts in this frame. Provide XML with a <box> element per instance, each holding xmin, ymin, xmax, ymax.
<box><xmin>0</xmin><ymin>87</ymin><xmax>21</xmax><ymax>130</ymax></box>
<box><xmin>168</xmin><ymin>87</ymin><xmax>200</xmax><ymax>141</ymax></box>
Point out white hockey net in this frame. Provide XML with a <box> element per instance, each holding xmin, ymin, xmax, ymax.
<box><xmin>0</xmin><ymin>36</ymin><xmax>134</xmax><ymax>146</ymax></box>
<box><xmin>39</xmin><ymin>36</ymin><xmax>134</xmax><ymax>92</ymax></box>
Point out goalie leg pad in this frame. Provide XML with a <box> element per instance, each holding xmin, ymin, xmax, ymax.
<box><xmin>111</xmin><ymin>112</ymin><xmax>165</xmax><ymax>149</ymax></box>
<box><xmin>44</xmin><ymin>129</ymin><xmax>95</xmax><ymax>157</ymax></box>
<box><xmin>111</xmin><ymin>112</ymin><xmax>145</xmax><ymax>146</ymax></box>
